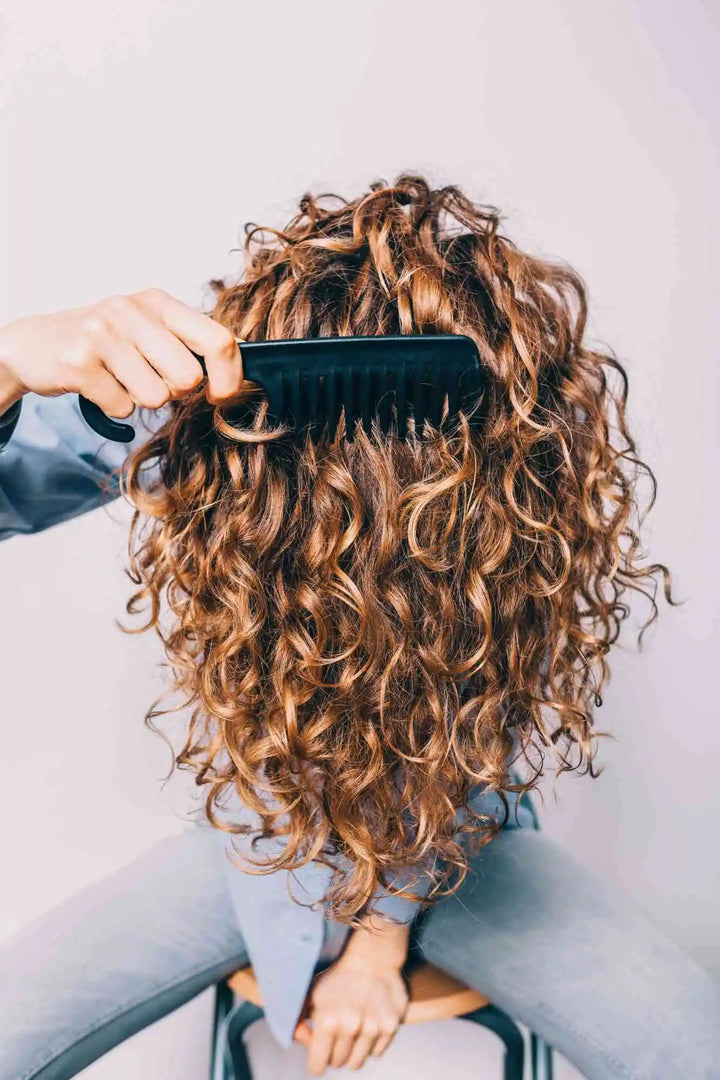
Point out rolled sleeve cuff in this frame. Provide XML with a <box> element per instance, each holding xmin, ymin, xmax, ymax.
<box><xmin>369</xmin><ymin>866</ymin><xmax>436</xmax><ymax>924</ymax></box>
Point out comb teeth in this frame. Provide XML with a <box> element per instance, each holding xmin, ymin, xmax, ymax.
<box><xmin>234</xmin><ymin>335</ymin><xmax>484</xmax><ymax>443</ymax></box>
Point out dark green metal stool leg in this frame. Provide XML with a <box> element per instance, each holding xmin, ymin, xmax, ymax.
<box><xmin>209</xmin><ymin>982</ymin><xmax>235</xmax><ymax>1080</ymax></box>
<box><xmin>225</xmin><ymin>1000</ymin><xmax>265</xmax><ymax>1080</ymax></box>
<box><xmin>209</xmin><ymin>982</ymin><xmax>264</xmax><ymax>1080</ymax></box>
<box><xmin>531</xmin><ymin>1031</ymin><xmax>555</xmax><ymax>1080</ymax></box>
<box><xmin>460</xmin><ymin>1003</ymin><xmax>525</xmax><ymax>1080</ymax></box>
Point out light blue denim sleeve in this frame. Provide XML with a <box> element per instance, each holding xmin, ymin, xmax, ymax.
<box><xmin>370</xmin><ymin>864</ymin><xmax>437</xmax><ymax>924</ymax></box>
<box><xmin>0</xmin><ymin>394</ymin><xmax>169</xmax><ymax>541</ymax></box>
<box><xmin>370</xmin><ymin>782</ymin><xmax>538</xmax><ymax>923</ymax></box>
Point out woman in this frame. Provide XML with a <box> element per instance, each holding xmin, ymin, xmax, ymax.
<box><xmin>0</xmin><ymin>174</ymin><xmax>718</xmax><ymax>1080</ymax></box>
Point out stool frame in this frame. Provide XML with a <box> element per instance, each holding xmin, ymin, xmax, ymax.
<box><xmin>209</xmin><ymin>973</ymin><xmax>554</xmax><ymax>1080</ymax></box>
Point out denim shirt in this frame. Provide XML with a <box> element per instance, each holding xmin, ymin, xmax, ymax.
<box><xmin>0</xmin><ymin>393</ymin><xmax>536</xmax><ymax>1047</ymax></box>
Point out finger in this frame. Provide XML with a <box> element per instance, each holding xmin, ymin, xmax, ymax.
<box><xmin>345</xmin><ymin>1029</ymin><xmax>378</xmax><ymax>1071</ymax></box>
<box><xmin>293</xmin><ymin>1020</ymin><xmax>312</xmax><ymax>1047</ymax></box>
<box><xmin>86</xmin><ymin>321</ymin><xmax>174</xmax><ymax>410</ymax></box>
<box><xmin>329</xmin><ymin>1029</ymin><xmax>356</xmax><ymax>1069</ymax></box>
<box><xmin>100</xmin><ymin>295</ymin><xmax>205</xmax><ymax>398</ymax></box>
<box><xmin>74</xmin><ymin>362</ymin><xmax>135</xmax><ymax>419</ymax></box>
<box><xmin>132</xmin><ymin>288</ymin><xmax>245</xmax><ymax>404</ymax></box>
<box><xmin>370</xmin><ymin>1030</ymin><xmax>396</xmax><ymax>1057</ymax></box>
<box><xmin>393</xmin><ymin>986</ymin><xmax>411</xmax><ymax>1018</ymax></box>
<box><xmin>307</xmin><ymin>1020</ymin><xmax>335</xmax><ymax>1076</ymax></box>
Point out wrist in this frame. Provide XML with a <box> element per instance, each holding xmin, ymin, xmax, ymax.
<box><xmin>0</xmin><ymin>325</ymin><xmax>26</xmax><ymax>413</ymax></box>
<box><xmin>342</xmin><ymin>913</ymin><xmax>410</xmax><ymax>971</ymax></box>
<box><xmin>0</xmin><ymin>372</ymin><xmax>24</xmax><ymax>415</ymax></box>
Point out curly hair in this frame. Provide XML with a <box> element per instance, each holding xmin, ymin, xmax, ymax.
<box><xmin>117</xmin><ymin>173</ymin><xmax>675</xmax><ymax>923</ymax></box>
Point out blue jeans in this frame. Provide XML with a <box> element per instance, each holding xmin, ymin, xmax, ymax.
<box><xmin>1</xmin><ymin>825</ymin><xmax>718</xmax><ymax>1080</ymax></box>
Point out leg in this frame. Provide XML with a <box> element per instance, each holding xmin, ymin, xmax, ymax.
<box><xmin>412</xmin><ymin>829</ymin><xmax>720</xmax><ymax>1080</ymax></box>
<box><xmin>0</xmin><ymin>824</ymin><xmax>248</xmax><ymax>1080</ymax></box>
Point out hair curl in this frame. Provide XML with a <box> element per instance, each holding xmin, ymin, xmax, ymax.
<box><xmin>117</xmin><ymin>174</ymin><xmax>676</xmax><ymax>922</ymax></box>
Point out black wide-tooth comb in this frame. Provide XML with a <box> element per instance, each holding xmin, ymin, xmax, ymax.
<box><xmin>77</xmin><ymin>334</ymin><xmax>485</xmax><ymax>444</ymax></box>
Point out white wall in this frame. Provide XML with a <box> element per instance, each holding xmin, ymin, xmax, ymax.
<box><xmin>1</xmin><ymin>1</ymin><xmax>718</xmax><ymax>1077</ymax></box>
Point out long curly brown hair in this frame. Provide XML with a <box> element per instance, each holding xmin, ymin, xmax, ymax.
<box><xmin>117</xmin><ymin>174</ymin><xmax>675</xmax><ymax>922</ymax></box>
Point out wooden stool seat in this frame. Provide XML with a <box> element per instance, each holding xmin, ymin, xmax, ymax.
<box><xmin>227</xmin><ymin>961</ymin><xmax>490</xmax><ymax>1027</ymax></box>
